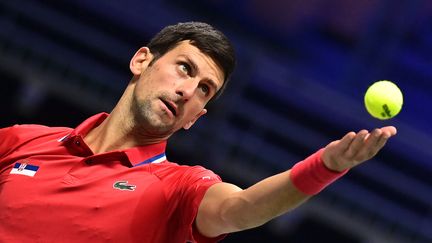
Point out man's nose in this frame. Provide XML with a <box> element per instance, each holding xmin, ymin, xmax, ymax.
<box><xmin>175</xmin><ymin>79</ymin><xmax>197</xmax><ymax>101</ymax></box>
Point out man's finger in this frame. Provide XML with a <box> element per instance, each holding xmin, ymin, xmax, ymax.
<box><xmin>366</xmin><ymin>129</ymin><xmax>382</xmax><ymax>145</ymax></box>
<box><xmin>346</xmin><ymin>130</ymin><xmax>368</xmax><ymax>157</ymax></box>
<box><xmin>338</xmin><ymin>131</ymin><xmax>357</xmax><ymax>152</ymax></box>
<box><xmin>374</xmin><ymin>127</ymin><xmax>396</xmax><ymax>151</ymax></box>
<box><xmin>375</xmin><ymin>133</ymin><xmax>389</xmax><ymax>151</ymax></box>
<box><xmin>357</xmin><ymin>129</ymin><xmax>383</xmax><ymax>158</ymax></box>
<box><xmin>359</xmin><ymin>127</ymin><xmax>396</xmax><ymax>160</ymax></box>
<box><xmin>381</xmin><ymin>126</ymin><xmax>397</xmax><ymax>136</ymax></box>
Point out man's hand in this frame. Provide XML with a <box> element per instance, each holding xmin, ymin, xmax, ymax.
<box><xmin>322</xmin><ymin>126</ymin><xmax>397</xmax><ymax>172</ymax></box>
<box><xmin>197</xmin><ymin>126</ymin><xmax>397</xmax><ymax>237</ymax></box>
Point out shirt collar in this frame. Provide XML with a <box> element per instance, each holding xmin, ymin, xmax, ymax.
<box><xmin>72</xmin><ymin>112</ymin><xmax>109</xmax><ymax>138</ymax></box>
<box><xmin>62</xmin><ymin>112</ymin><xmax>168</xmax><ymax>167</ymax></box>
<box><xmin>124</xmin><ymin>142</ymin><xmax>167</xmax><ymax>167</ymax></box>
<box><xmin>58</xmin><ymin>113</ymin><xmax>108</xmax><ymax>143</ymax></box>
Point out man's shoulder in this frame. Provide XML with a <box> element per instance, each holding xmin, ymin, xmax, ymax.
<box><xmin>0</xmin><ymin>124</ymin><xmax>72</xmax><ymax>156</ymax></box>
<box><xmin>152</xmin><ymin>161</ymin><xmax>211</xmax><ymax>173</ymax></box>
<box><xmin>1</xmin><ymin>124</ymin><xmax>72</xmax><ymax>142</ymax></box>
<box><xmin>6</xmin><ymin>123</ymin><xmax>71</xmax><ymax>134</ymax></box>
<box><xmin>152</xmin><ymin>161</ymin><xmax>221</xmax><ymax>182</ymax></box>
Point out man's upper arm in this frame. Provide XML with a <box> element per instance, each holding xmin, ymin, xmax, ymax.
<box><xmin>195</xmin><ymin>182</ymin><xmax>243</xmax><ymax>238</ymax></box>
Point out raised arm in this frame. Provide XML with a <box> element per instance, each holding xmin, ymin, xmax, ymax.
<box><xmin>196</xmin><ymin>126</ymin><xmax>397</xmax><ymax>238</ymax></box>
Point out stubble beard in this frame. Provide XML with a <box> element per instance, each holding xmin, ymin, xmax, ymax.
<box><xmin>131</xmin><ymin>92</ymin><xmax>176</xmax><ymax>138</ymax></box>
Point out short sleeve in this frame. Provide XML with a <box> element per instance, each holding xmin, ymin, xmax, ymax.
<box><xmin>180</xmin><ymin>166</ymin><xmax>226</xmax><ymax>243</ymax></box>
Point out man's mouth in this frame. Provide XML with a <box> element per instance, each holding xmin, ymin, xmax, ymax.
<box><xmin>161</xmin><ymin>99</ymin><xmax>178</xmax><ymax>117</ymax></box>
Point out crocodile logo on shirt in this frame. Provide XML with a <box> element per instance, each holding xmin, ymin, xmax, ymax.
<box><xmin>113</xmin><ymin>181</ymin><xmax>136</xmax><ymax>191</ymax></box>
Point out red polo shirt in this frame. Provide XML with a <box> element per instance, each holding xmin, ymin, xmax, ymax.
<box><xmin>0</xmin><ymin>113</ymin><xmax>225</xmax><ymax>242</ymax></box>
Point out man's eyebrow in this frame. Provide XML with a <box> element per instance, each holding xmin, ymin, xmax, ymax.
<box><xmin>204</xmin><ymin>77</ymin><xmax>219</xmax><ymax>94</ymax></box>
<box><xmin>181</xmin><ymin>55</ymin><xmax>199</xmax><ymax>75</ymax></box>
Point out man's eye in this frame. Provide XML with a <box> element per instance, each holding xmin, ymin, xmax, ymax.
<box><xmin>179</xmin><ymin>63</ymin><xmax>191</xmax><ymax>75</ymax></box>
<box><xmin>199</xmin><ymin>83</ymin><xmax>210</xmax><ymax>95</ymax></box>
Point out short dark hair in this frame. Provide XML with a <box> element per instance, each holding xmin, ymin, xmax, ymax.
<box><xmin>147</xmin><ymin>22</ymin><xmax>236</xmax><ymax>99</ymax></box>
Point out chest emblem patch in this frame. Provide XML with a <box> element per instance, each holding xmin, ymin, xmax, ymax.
<box><xmin>10</xmin><ymin>162</ymin><xmax>39</xmax><ymax>177</ymax></box>
<box><xmin>113</xmin><ymin>181</ymin><xmax>137</xmax><ymax>191</ymax></box>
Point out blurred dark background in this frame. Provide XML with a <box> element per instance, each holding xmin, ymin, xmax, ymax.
<box><xmin>1</xmin><ymin>0</ymin><xmax>431</xmax><ymax>242</ymax></box>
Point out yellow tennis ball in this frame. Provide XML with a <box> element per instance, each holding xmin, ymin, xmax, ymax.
<box><xmin>364</xmin><ymin>80</ymin><xmax>403</xmax><ymax>120</ymax></box>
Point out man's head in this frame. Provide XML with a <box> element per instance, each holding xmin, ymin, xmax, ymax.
<box><xmin>146</xmin><ymin>22</ymin><xmax>235</xmax><ymax>99</ymax></box>
<box><xmin>125</xmin><ymin>22</ymin><xmax>235</xmax><ymax>139</ymax></box>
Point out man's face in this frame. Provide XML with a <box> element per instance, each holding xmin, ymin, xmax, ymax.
<box><xmin>131</xmin><ymin>40</ymin><xmax>224</xmax><ymax>137</ymax></box>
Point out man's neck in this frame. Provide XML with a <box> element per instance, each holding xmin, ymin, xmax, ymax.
<box><xmin>84</xmin><ymin>84</ymin><xmax>168</xmax><ymax>154</ymax></box>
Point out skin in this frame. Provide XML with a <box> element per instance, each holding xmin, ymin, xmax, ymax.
<box><xmin>196</xmin><ymin>126</ymin><xmax>396</xmax><ymax>237</ymax></box>
<box><xmin>85</xmin><ymin>40</ymin><xmax>223</xmax><ymax>153</ymax></box>
<box><xmin>84</xmin><ymin>40</ymin><xmax>397</xmax><ymax>238</ymax></box>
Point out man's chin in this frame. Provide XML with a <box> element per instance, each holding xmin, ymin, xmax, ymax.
<box><xmin>147</xmin><ymin>120</ymin><xmax>177</xmax><ymax>135</ymax></box>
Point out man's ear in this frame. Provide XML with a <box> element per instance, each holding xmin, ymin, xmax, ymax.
<box><xmin>183</xmin><ymin>109</ymin><xmax>207</xmax><ymax>130</ymax></box>
<box><xmin>130</xmin><ymin>47</ymin><xmax>153</xmax><ymax>75</ymax></box>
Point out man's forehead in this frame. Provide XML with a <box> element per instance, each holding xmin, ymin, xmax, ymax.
<box><xmin>170</xmin><ymin>41</ymin><xmax>204</xmax><ymax>57</ymax></box>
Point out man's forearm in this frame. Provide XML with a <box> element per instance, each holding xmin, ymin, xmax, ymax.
<box><xmin>197</xmin><ymin>127</ymin><xmax>396</xmax><ymax>238</ymax></box>
<box><xmin>220</xmin><ymin>170</ymin><xmax>309</xmax><ymax>231</ymax></box>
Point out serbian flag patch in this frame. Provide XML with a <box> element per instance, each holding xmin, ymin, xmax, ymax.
<box><xmin>10</xmin><ymin>162</ymin><xmax>39</xmax><ymax>177</ymax></box>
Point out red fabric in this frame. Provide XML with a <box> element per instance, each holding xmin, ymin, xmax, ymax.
<box><xmin>0</xmin><ymin>113</ymin><xmax>224</xmax><ymax>243</ymax></box>
<box><xmin>290</xmin><ymin>149</ymin><xmax>348</xmax><ymax>195</ymax></box>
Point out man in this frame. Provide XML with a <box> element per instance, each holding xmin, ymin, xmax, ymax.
<box><xmin>0</xmin><ymin>22</ymin><xmax>396</xmax><ymax>242</ymax></box>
